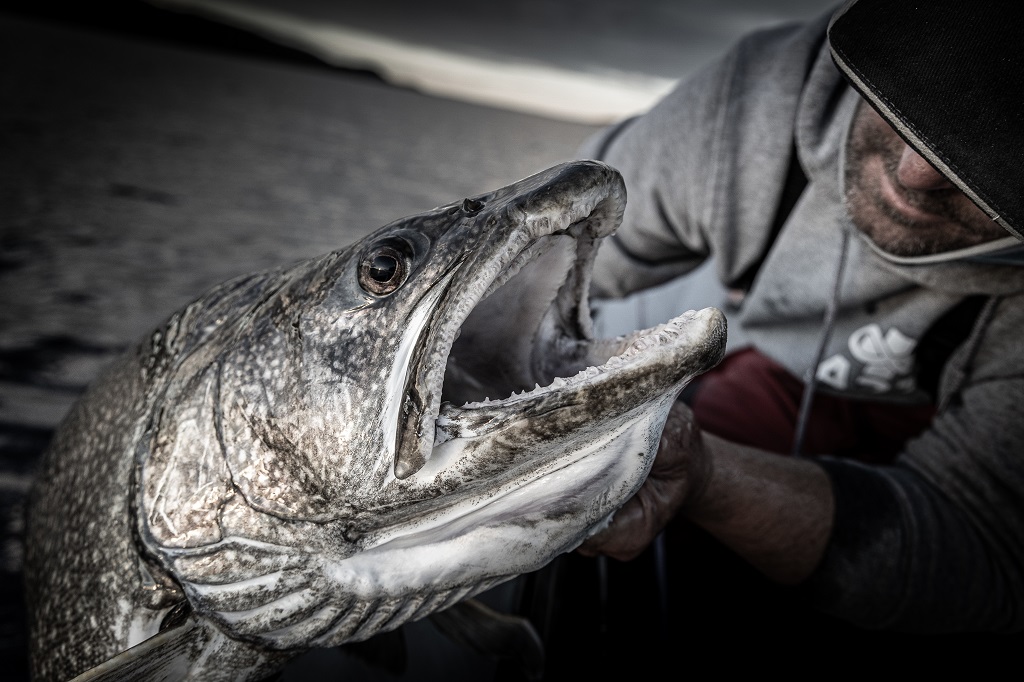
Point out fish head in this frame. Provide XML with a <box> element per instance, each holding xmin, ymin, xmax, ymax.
<box><xmin>208</xmin><ymin>160</ymin><xmax>722</xmax><ymax>521</ymax></box>
<box><xmin>138</xmin><ymin>160</ymin><xmax>725</xmax><ymax>651</ymax></box>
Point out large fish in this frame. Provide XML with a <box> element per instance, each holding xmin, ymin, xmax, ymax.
<box><xmin>24</xmin><ymin>161</ymin><xmax>726</xmax><ymax>681</ymax></box>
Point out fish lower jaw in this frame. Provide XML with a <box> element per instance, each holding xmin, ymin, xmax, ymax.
<box><xmin>358</xmin><ymin>406</ymin><xmax>665</xmax><ymax>587</ymax></box>
<box><xmin>440</xmin><ymin>307</ymin><xmax>722</xmax><ymax>417</ymax></box>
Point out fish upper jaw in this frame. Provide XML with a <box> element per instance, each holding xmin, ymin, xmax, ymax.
<box><xmin>391</xmin><ymin>161</ymin><xmax>626</xmax><ymax>479</ymax></box>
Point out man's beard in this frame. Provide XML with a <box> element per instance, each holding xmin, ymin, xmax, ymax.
<box><xmin>843</xmin><ymin>106</ymin><xmax>1004</xmax><ymax>257</ymax></box>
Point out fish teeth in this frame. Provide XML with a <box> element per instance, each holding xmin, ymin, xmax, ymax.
<box><xmin>453</xmin><ymin>315</ymin><xmax>700</xmax><ymax>411</ymax></box>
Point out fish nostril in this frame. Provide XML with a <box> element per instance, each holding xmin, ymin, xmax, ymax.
<box><xmin>462</xmin><ymin>198</ymin><xmax>485</xmax><ymax>213</ymax></box>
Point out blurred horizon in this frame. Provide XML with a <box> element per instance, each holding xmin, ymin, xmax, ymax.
<box><xmin>148</xmin><ymin>0</ymin><xmax>839</xmax><ymax>123</ymax></box>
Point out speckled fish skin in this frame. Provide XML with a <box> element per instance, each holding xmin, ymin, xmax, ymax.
<box><xmin>25</xmin><ymin>161</ymin><xmax>727</xmax><ymax>681</ymax></box>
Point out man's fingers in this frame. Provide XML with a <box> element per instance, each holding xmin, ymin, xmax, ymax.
<box><xmin>577</xmin><ymin>495</ymin><xmax>654</xmax><ymax>561</ymax></box>
<box><xmin>578</xmin><ymin>401</ymin><xmax>706</xmax><ymax>561</ymax></box>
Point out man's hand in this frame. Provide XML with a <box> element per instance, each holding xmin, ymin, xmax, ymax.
<box><xmin>578</xmin><ymin>397</ymin><xmax>834</xmax><ymax>583</ymax></box>
<box><xmin>577</xmin><ymin>400</ymin><xmax>711</xmax><ymax>561</ymax></box>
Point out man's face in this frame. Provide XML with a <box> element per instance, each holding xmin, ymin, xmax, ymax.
<box><xmin>844</xmin><ymin>100</ymin><xmax>1006</xmax><ymax>257</ymax></box>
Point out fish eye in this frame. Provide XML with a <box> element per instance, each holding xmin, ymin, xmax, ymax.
<box><xmin>358</xmin><ymin>243</ymin><xmax>410</xmax><ymax>296</ymax></box>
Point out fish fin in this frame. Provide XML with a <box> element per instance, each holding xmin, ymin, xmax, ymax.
<box><xmin>428</xmin><ymin>598</ymin><xmax>544</xmax><ymax>681</ymax></box>
<box><xmin>71</xmin><ymin>616</ymin><xmax>290</xmax><ymax>682</ymax></box>
<box><xmin>70</xmin><ymin>617</ymin><xmax>209</xmax><ymax>682</ymax></box>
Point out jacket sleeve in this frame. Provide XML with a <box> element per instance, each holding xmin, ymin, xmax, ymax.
<box><xmin>803</xmin><ymin>296</ymin><xmax>1024</xmax><ymax>633</ymax></box>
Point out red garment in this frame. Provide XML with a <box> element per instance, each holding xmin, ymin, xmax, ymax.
<box><xmin>687</xmin><ymin>347</ymin><xmax>935</xmax><ymax>463</ymax></box>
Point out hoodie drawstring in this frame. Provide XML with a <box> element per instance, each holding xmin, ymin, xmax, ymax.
<box><xmin>792</xmin><ymin>227</ymin><xmax>851</xmax><ymax>457</ymax></box>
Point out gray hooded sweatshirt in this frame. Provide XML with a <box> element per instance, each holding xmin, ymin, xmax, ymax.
<box><xmin>583</xmin><ymin>7</ymin><xmax>1024</xmax><ymax>633</ymax></box>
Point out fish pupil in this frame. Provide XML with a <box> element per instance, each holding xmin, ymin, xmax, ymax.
<box><xmin>369</xmin><ymin>254</ymin><xmax>399</xmax><ymax>282</ymax></box>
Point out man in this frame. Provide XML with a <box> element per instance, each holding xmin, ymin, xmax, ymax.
<box><xmin>572</xmin><ymin>0</ymin><xmax>1024</xmax><ymax>641</ymax></box>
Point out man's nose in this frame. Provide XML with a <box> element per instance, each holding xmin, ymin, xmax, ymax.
<box><xmin>896</xmin><ymin>144</ymin><xmax>954</xmax><ymax>190</ymax></box>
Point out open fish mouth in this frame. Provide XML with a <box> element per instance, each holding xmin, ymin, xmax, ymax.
<box><xmin>436</xmin><ymin>309</ymin><xmax>719</xmax><ymax>443</ymax></box>
<box><xmin>394</xmin><ymin>161</ymin><xmax>725</xmax><ymax>479</ymax></box>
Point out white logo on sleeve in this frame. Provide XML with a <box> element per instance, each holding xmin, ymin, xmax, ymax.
<box><xmin>816</xmin><ymin>323</ymin><xmax>917</xmax><ymax>393</ymax></box>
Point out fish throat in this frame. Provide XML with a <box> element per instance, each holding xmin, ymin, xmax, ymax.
<box><xmin>393</xmin><ymin>204</ymin><xmax>606</xmax><ymax>479</ymax></box>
